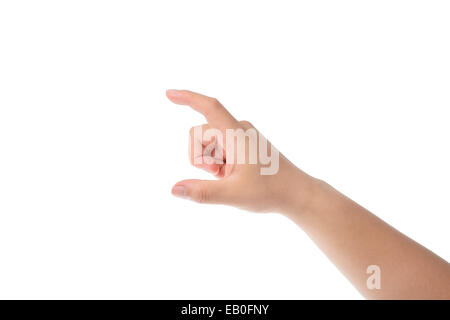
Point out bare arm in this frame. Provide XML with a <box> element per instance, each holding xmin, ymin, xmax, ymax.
<box><xmin>286</xmin><ymin>174</ymin><xmax>450</xmax><ymax>299</ymax></box>
<box><xmin>167</xmin><ymin>89</ymin><xmax>450</xmax><ymax>299</ymax></box>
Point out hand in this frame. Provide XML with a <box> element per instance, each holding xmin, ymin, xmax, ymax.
<box><xmin>166</xmin><ymin>89</ymin><xmax>315</xmax><ymax>214</ymax></box>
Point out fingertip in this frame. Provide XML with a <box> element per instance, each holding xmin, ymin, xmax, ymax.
<box><xmin>166</xmin><ymin>89</ymin><xmax>186</xmax><ymax>104</ymax></box>
<box><xmin>166</xmin><ymin>89</ymin><xmax>179</xmax><ymax>96</ymax></box>
<box><xmin>195</xmin><ymin>158</ymin><xmax>221</xmax><ymax>176</ymax></box>
<box><xmin>171</xmin><ymin>184</ymin><xmax>189</xmax><ymax>199</ymax></box>
<box><xmin>165</xmin><ymin>88</ymin><xmax>176</xmax><ymax>99</ymax></box>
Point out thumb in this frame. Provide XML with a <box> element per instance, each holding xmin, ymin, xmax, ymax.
<box><xmin>171</xmin><ymin>179</ymin><xmax>228</xmax><ymax>204</ymax></box>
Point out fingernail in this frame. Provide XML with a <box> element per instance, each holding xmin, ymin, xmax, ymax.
<box><xmin>172</xmin><ymin>185</ymin><xmax>188</xmax><ymax>199</ymax></box>
<box><xmin>166</xmin><ymin>89</ymin><xmax>181</xmax><ymax>96</ymax></box>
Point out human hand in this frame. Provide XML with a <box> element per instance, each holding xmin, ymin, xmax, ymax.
<box><xmin>167</xmin><ymin>89</ymin><xmax>315</xmax><ymax>214</ymax></box>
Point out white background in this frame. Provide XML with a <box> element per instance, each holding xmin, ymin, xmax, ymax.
<box><xmin>0</xmin><ymin>1</ymin><xmax>449</xmax><ymax>299</ymax></box>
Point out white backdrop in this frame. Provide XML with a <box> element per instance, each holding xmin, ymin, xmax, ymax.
<box><xmin>0</xmin><ymin>1</ymin><xmax>449</xmax><ymax>299</ymax></box>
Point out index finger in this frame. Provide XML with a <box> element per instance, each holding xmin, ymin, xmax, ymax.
<box><xmin>166</xmin><ymin>89</ymin><xmax>237</xmax><ymax>129</ymax></box>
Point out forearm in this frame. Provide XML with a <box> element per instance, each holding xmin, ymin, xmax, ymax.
<box><xmin>285</xmin><ymin>175</ymin><xmax>450</xmax><ymax>299</ymax></box>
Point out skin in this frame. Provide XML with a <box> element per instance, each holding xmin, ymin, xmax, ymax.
<box><xmin>166</xmin><ymin>89</ymin><xmax>450</xmax><ymax>299</ymax></box>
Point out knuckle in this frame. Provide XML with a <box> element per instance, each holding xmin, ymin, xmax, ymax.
<box><xmin>191</xmin><ymin>188</ymin><xmax>209</xmax><ymax>204</ymax></box>
<box><xmin>202</xmin><ymin>98</ymin><xmax>222</xmax><ymax>119</ymax></box>
<box><xmin>190</xmin><ymin>125</ymin><xmax>204</xmax><ymax>138</ymax></box>
<box><xmin>210</xmin><ymin>97</ymin><xmax>220</xmax><ymax>106</ymax></box>
<box><xmin>209</xmin><ymin>98</ymin><xmax>222</xmax><ymax>110</ymax></box>
<box><xmin>240</xmin><ymin>120</ymin><xmax>253</xmax><ymax>128</ymax></box>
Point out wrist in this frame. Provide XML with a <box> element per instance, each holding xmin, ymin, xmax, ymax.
<box><xmin>276</xmin><ymin>168</ymin><xmax>322</xmax><ymax>217</ymax></box>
